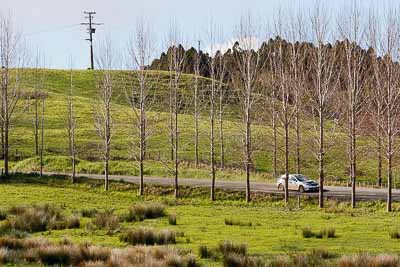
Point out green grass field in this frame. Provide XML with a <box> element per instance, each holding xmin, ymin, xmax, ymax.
<box><xmin>2</xmin><ymin>68</ymin><xmax>395</xmax><ymax>187</ymax></box>
<box><xmin>1</xmin><ymin>174</ymin><xmax>400</xmax><ymax>266</ymax></box>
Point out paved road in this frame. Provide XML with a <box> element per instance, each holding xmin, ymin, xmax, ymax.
<box><xmin>43</xmin><ymin>172</ymin><xmax>400</xmax><ymax>201</ymax></box>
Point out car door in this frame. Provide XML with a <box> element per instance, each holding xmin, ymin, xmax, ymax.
<box><xmin>288</xmin><ymin>176</ymin><xmax>297</xmax><ymax>190</ymax></box>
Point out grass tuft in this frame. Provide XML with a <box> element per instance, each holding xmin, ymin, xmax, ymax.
<box><xmin>224</xmin><ymin>218</ymin><xmax>252</xmax><ymax>227</ymax></box>
<box><xmin>125</xmin><ymin>203</ymin><xmax>165</xmax><ymax>222</ymax></box>
<box><xmin>168</xmin><ymin>214</ymin><xmax>177</xmax><ymax>225</ymax></box>
<box><xmin>302</xmin><ymin>227</ymin><xmax>313</xmax><ymax>238</ymax></box>
<box><xmin>218</xmin><ymin>240</ymin><xmax>247</xmax><ymax>256</ymax></box>
<box><xmin>80</xmin><ymin>208</ymin><xmax>98</xmax><ymax>218</ymax></box>
<box><xmin>120</xmin><ymin>227</ymin><xmax>176</xmax><ymax>246</ymax></box>
<box><xmin>92</xmin><ymin>210</ymin><xmax>119</xmax><ymax>234</ymax></box>
<box><xmin>389</xmin><ymin>229</ymin><xmax>400</xmax><ymax>239</ymax></box>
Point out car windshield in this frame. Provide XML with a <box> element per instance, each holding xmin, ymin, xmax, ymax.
<box><xmin>295</xmin><ymin>175</ymin><xmax>308</xmax><ymax>182</ymax></box>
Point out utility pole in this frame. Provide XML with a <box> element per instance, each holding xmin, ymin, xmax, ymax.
<box><xmin>81</xmin><ymin>11</ymin><xmax>102</xmax><ymax>70</ymax></box>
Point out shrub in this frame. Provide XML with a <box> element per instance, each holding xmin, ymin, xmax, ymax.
<box><xmin>92</xmin><ymin>210</ymin><xmax>119</xmax><ymax>234</ymax></box>
<box><xmin>218</xmin><ymin>241</ymin><xmax>247</xmax><ymax>256</ymax></box>
<box><xmin>389</xmin><ymin>229</ymin><xmax>400</xmax><ymax>239</ymax></box>
<box><xmin>125</xmin><ymin>203</ymin><xmax>165</xmax><ymax>222</ymax></box>
<box><xmin>302</xmin><ymin>227</ymin><xmax>313</xmax><ymax>238</ymax></box>
<box><xmin>80</xmin><ymin>208</ymin><xmax>98</xmax><ymax>218</ymax></box>
<box><xmin>120</xmin><ymin>228</ymin><xmax>176</xmax><ymax>246</ymax></box>
<box><xmin>168</xmin><ymin>214</ymin><xmax>177</xmax><ymax>225</ymax></box>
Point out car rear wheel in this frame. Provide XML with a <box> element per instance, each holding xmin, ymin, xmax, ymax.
<box><xmin>298</xmin><ymin>185</ymin><xmax>305</xmax><ymax>193</ymax></box>
<box><xmin>278</xmin><ymin>184</ymin><xmax>284</xmax><ymax>191</ymax></box>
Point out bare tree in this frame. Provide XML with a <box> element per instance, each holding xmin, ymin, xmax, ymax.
<box><xmin>307</xmin><ymin>2</ymin><xmax>339</xmax><ymax>208</ymax></box>
<box><xmin>272</xmin><ymin>9</ymin><xmax>298</xmax><ymax>204</ymax></box>
<box><xmin>367</xmin><ymin>9</ymin><xmax>384</xmax><ymax>188</ymax></box>
<box><xmin>216</xmin><ymin>52</ymin><xmax>227</xmax><ymax>169</ymax></box>
<box><xmin>337</xmin><ymin>0</ymin><xmax>368</xmax><ymax>208</ymax></box>
<box><xmin>193</xmin><ymin>39</ymin><xmax>201</xmax><ymax>168</ymax></box>
<box><xmin>67</xmin><ymin>68</ymin><xmax>77</xmax><ymax>183</ymax></box>
<box><xmin>233</xmin><ymin>13</ymin><xmax>263</xmax><ymax>202</ymax></box>
<box><xmin>94</xmin><ymin>37</ymin><xmax>116</xmax><ymax>191</ymax></box>
<box><xmin>377</xmin><ymin>8</ymin><xmax>400</xmax><ymax>212</ymax></box>
<box><xmin>0</xmin><ymin>13</ymin><xmax>26</xmax><ymax>177</ymax></box>
<box><xmin>205</xmin><ymin>18</ymin><xmax>227</xmax><ymax>200</ymax></box>
<box><xmin>166</xmin><ymin>21</ymin><xmax>186</xmax><ymax>198</ymax></box>
<box><xmin>127</xmin><ymin>17</ymin><xmax>156</xmax><ymax>196</ymax></box>
<box><xmin>288</xmin><ymin>8</ymin><xmax>307</xmax><ymax>175</ymax></box>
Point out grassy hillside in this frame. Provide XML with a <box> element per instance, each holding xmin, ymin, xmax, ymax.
<box><xmin>3</xmin><ymin>69</ymin><xmax>393</xmax><ymax>186</ymax></box>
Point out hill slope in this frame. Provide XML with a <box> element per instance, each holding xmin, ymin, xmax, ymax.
<box><xmin>4</xmin><ymin>69</ymin><xmax>385</xmax><ymax>186</ymax></box>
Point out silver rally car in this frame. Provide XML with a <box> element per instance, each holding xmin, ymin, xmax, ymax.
<box><xmin>277</xmin><ymin>174</ymin><xmax>319</xmax><ymax>193</ymax></box>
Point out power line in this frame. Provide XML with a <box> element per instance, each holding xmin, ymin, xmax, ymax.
<box><xmin>80</xmin><ymin>11</ymin><xmax>103</xmax><ymax>70</ymax></box>
<box><xmin>25</xmin><ymin>24</ymin><xmax>81</xmax><ymax>36</ymax></box>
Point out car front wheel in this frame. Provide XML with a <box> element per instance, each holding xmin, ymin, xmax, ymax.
<box><xmin>298</xmin><ymin>185</ymin><xmax>305</xmax><ymax>193</ymax></box>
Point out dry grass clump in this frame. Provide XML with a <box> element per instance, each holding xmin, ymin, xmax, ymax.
<box><xmin>0</xmin><ymin>205</ymin><xmax>80</xmax><ymax>233</ymax></box>
<box><xmin>80</xmin><ymin>208</ymin><xmax>98</xmax><ymax>218</ymax></box>
<box><xmin>0</xmin><ymin>236</ymin><xmax>198</xmax><ymax>266</ymax></box>
<box><xmin>338</xmin><ymin>253</ymin><xmax>400</xmax><ymax>267</ymax></box>
<box><xmin>125</xmin><ymin>203</ymin><xmax>166</xmax><ymax>222</ymax></box>
<box><xmin>92</xmin><ymin>210</ymin><xmax>119</xmax><ymax>234</ymax></box>
<box><xmin>120</xmin><ymin>227</ymin><xmax>176</xmax><ymax>245</ymax></box>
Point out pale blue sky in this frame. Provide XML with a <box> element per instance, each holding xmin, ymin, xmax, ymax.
<box><xmin>2</xmin><ymin>0</ymin><xmax>397</xmax><ymax>69</ymax></box>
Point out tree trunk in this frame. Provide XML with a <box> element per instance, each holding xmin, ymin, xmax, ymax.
<box><xmin>139</xmin><ymin>113</ymin><xmax>145</xmax><ymax>196</ymax></box>
<box><xmin>104</xmin><ymin>158</ymin><xmax>109</xmax><ymax>191</ymax></box>
<box><xmin>387</xmin><ymin>133</ymin><xmax>392</xmax><ymax>212</ymax></box>
<box><xmin>351</xmin><ymin>108</ymin><xmax>356</xmax><ymax>208</ymax></box>
<box><xmin>245</xmin><ymin>96</ymin><xmax>251</xmax><ymax>203</ymax></box>
<box><xmin>387</xmin><ymin>112</ymin><xmax>393</xmax><ymax>212</ymax></box>
<box><xmin>4</xmin><ymin>117</ymin><xmax>8</xmax><ymax>177</ymax></box>
<box><xmin>169</xmin><ymin>81</ymin><xmax>174</xmax><ymax>161</ymax></box>
<box><xmin>284</xmin><ymin>118</ymin><xmax>289</xmax><ymax>204</ymax></box>
<box><xmin>272</xmin><ymin>105</ymin><xmax>277</xmax><ymax>178</ymax></box>
<box><xmin>139</xmin><ymin>83</ymin><xmax>145</xmax><ymax>196</ymax></box>
<box><xmin>34</xmin><ymin>99</ymin><xmax>39</xmax><ymax>156</ymax></box>
<box><xmin>295</xmin><ymin>108</ymin><xmax>301</xmax><ymax>174</ymax></box>
<box><xmin>210</xmin><ymin>80</ymin><xmax>216</xmax><ymax>201</ymax></box>
<box><xmin>71</xmin><ymin>154</ymin><xmax>76</xmax><ymax>183</ymax></box>
<box><xmin>40</xmin><ymin>99</ymin><xmax>45</xmax><ymax>178</ymax></box>
<box><xmin>219</xmin><ymin>90</ymin><xmax>225</xmax><ymax>169</ymax></box>
<box><xmin>377</xmin><ymin>110</ymin><xmax>382</xmax><ymax>187</ymax></box>
<box><xmin>194</xmin><ymin>75</ymin><xmax>199</xmax><ymax>167</ymax></box>
<box><xmin>174</xmin><ymin>82</ymin><xmax>179</xmax><ymax>199</ymax></box>
<box><xmin>319</xmin><ymin>111</ymin><xmax>324</xmax><ymax>209</ymax></box>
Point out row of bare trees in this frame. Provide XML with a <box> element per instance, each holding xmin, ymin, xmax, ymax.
<box><xmin>3</xmin><ymin>2</ymin><xmax>400</xmax><ymax>213</ymax></box>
